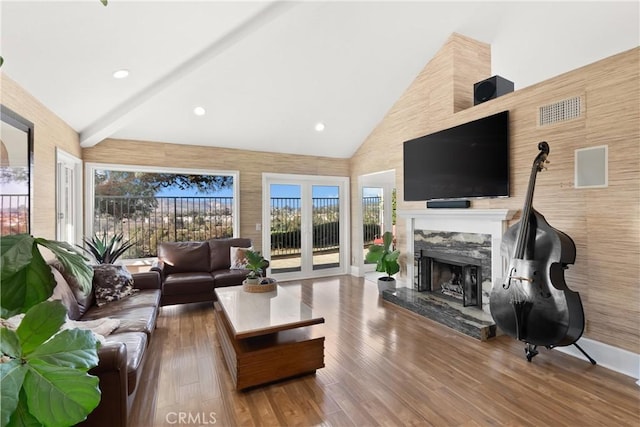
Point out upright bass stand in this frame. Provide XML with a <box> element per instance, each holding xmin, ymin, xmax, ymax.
<box><xmin>523</xmin><ymin>342</ymin><xmax>597</xmax><ymax>365</ymax></box>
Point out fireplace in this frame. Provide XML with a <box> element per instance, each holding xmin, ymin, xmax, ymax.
<box><xmin>415</xmin><ymin>251</ymin><xmax>483</xmax><ymax>308</ymax></box>
<box><xmin>412</xmin><ymin>229</ymin><xmax>492</xmax><ymax>312</ymax></box>
<box><xmin>389</xmin><ymin>208</ymin><xmax>516</xmax><ymax>340</ymax></box>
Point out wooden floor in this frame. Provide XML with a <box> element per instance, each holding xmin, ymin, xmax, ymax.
<box><xmin>129</xmin><ymin>275</ymin><xmax>639</xmax><ymax>426</ymax></box>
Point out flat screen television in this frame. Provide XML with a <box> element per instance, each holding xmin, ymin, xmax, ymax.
<box><xmin>403</xmin><ymin>110</ymin><xmax>510</xmax><ymax>201</ymax></box>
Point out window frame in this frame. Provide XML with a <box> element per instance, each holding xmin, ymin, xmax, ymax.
<box><xmin>85</xmin><ymin>162</ymin><xmax>240</xmax><ymax>259</ymax></box>
<box><xmin>1</xmin><ymin>105</ymin><xmax>34</xmax><ymax>235</ymax></box>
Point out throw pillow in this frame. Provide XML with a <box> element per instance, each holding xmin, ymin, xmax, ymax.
<box><xmin>63</xmin><ymin>317</ymin><xmax>120</xmax><ymax>344</ymax></box>
<box><xmin>1</xmin><ymin>314</ymin><xmax>115</xmax><ymax>345</ymax></box>
<box><xmin>230</xmin><ymin>246</ymin><xmax>252</xmax><ymax>270</ymax></box>
<box><xmin>92</xmin><ymin>264</ymin><xmax>138</xmax><ymax>307</ymax></box>
<box><xmin>49</xmin><ymin>260</ymin><xmax>95</xmax><ymax>316</ymax></box>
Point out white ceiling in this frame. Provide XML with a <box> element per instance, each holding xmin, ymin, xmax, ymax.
<box><xmin>1</xmin><ymin>1</ymin><xmax>638</xmax><ymax>159</ymax></box>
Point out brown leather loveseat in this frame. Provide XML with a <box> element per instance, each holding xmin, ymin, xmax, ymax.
<box><xmin>152</xmin><ymin>237</ymin><xmax>267</xmax><ymax>306</ymax></box>
<box><xmin>49</xmin><ymin>260</ymin><xmax>161</xmax><ymax>427</ymax></box>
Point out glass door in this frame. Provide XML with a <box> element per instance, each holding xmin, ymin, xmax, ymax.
<box><xmin>363</xmin><ymin>186</ymin><xmax>383</xmax><ymax>266</ymax></box>
<box><xmin>269</xmin><ymin>183</ymin><xmax>302</xmax><ymax>274</ymax></box>
<box><xmin>359</xmin><ymin>170</ymin><xmax>396</xmax><ymax>274</ymax></box>
<box><xmin>312</xmin><ymin>185</ymin><xmax>340</xmax><ymax>271</ymax></box>
<box><xmin>264</xmin><ymin>174</ymin><xmax>349</xmax><ymax>280</ymax></box>
<box><xmin>56</xmin><ymin>149</ymin><xmax>82</xmax><ymax>245</ymax></box>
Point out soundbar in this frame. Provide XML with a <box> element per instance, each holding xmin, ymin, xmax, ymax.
<box><xmin>426</xmin><ymin>200</ymin><xmax>470</xmax><ymax>209</ymax></box>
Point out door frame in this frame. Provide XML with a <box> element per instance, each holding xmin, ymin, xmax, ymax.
<box><xmin>262</xmin><ymin>172</ymin><xmax>350</xmax><ymax>281</ymax></box>
<box><xmin>356</xmin><ymin>170</ymin><xmax>395</xmax><ymax>276</ymax></box>
<box><xmin>55</xmin><ymin>148</ymin><xmax>83</xmax><ymax>245</ymax></box>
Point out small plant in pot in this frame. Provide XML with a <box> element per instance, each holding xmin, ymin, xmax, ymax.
<box><xmin>78</xmin><ymin>231</ymin><xmax>134</xmax><ymax>265</ymax></box>
<box><xmin>78</xmin><ymin>232</ymin><xmax>136</xmax><ymax>301</ymax></box>
<box><xmin>365</xmin><ymin>231</ymin><xmax>400</xmax><ymax>295</ymax></box>
<box><xmin>244</xmin><ymin>250</ymin><xmax>266</xmax><ymax>285</ymax></box>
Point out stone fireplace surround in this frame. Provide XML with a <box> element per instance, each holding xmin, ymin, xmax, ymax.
<box><xmin>386</xmin><ymin>209</ymin><xmax>516</xmax><ymax>340</ymax></box>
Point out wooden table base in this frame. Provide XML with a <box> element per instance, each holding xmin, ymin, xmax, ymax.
<box><xmin>214</xmin><ymin>302</ymin><xmax>325</xmax><ymax>390</ymax></box>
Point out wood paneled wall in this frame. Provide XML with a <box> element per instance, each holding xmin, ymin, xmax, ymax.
<box><xmin>350</xmin><ymin>33</ymin><xmax>639</xmax><ymax>353</ymax></box>
<box><xmin>82</xmin><ymin>139</ymin><xmax>350</xmax><ymax>249</ymax></box>
<box><xmin>1</xmin><ymin>73</ymin><xmax>81</xmax><ymax>239</ymax></box>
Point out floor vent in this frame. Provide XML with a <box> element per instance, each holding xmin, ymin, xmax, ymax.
<box><xmin>539</xmin><ymin>96</ymin><xmax>582</xmax><ymax>126</ymax></box>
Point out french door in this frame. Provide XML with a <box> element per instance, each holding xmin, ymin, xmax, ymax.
<box><xmin>263</xmin><ymin>173</ymin><xmax>349</xmax><ymax>281</ymax></box>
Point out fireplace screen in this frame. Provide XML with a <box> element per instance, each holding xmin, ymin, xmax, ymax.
<box><xmin>421</xmin><ymin>253</ymin><xmax>482</xmax><ymax>308</ymax></box>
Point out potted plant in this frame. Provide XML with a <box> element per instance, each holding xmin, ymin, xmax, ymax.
<box><xmin>78</xmin><ymin>231</ymin><xmax>134</xmax><ymax>265</ymax></box>
<box><xmin>365</xmin><ymin>231</ymin><xmax>400</xmax><ymax>295</ymax></box>
<box><xmin>0</xmin><ymin>234</ymin><xmax>100</xmax><ymax>426</ymax></box>
<box><xmin>244</xmin><ymin>250</ymin><xmax>266</xmax><ymax>285</ymax></box>
<box><xmin>79</xmin><ymin>232</ymin><xmax>136</xmax><ymax>296</ymax></box>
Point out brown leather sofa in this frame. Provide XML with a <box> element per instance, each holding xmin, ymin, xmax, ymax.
<box><xmin>152</xmin><ymin>237</ymin><xmax>267</xmax><ymax>306</ymax></box>
<box><xmin>49</xmin><ymin>261</ymin><xmax>161</xmax><ymax>427</ymax></box>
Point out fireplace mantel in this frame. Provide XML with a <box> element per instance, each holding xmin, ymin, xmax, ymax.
<box><xmin>398</xmin><ymin>208</ymin><xmax>517</xmax><ymax>226</ymax></box>
<box><xmin>398</xmin><ymin>209</ymin><xmax>517</xmax><ymax>308</ymax></box>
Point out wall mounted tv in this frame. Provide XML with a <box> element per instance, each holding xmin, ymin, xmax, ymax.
<box><xmin>403</xmin><ymin>110</ymin><xmax>510</xmax><ymax>201</ymax></box>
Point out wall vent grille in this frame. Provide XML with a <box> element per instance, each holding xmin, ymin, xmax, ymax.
<box><xmin>539</xmin><ymin>96</ymin><xmax>582</xmax><ymax>126</ymax></box>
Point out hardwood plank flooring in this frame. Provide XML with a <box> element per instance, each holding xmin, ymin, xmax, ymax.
<box><xmin>129</xmin><ymin>276</ymin><xmax>639</xmax><ymax>426</ymax></box>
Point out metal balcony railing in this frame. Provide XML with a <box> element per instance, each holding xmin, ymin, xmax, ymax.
<box><xmin>88</xmin><ymin>195</ymin><xmax>382</xmax><ymax>259</ymax></box>
<box><xmin>0</xmin><ymin>194</ymin><xmax>29</xmax><ymax>236</ymax></box>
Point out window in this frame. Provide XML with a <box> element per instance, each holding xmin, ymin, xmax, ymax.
<box><xmin>86</xmin><ymin>163</ymin><xmax>239</xmax><ymax>259</ymax></box>
<box><xmin>0</xmin><ymin>106</ymin><xmax>33</xmax><ymax>236</ymax></box>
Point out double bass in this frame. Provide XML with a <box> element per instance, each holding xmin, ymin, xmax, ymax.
<box><xmin>489</xmin><ymin>141</ymin><xmax>595</xmax><ymax>363</ymax></box>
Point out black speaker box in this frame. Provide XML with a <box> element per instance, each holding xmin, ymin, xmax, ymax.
<box><xmin>474</xmin><ymin>75</ymin><xmax>514</xmax><ymax>105</ymax></box>
<box><xmin>426</xmin><ymin>200</ymin><xmax>470</xmax><ymax>209</ymax></box>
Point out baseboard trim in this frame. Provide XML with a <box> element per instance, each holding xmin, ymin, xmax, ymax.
<box><xmin>554</xmin><ymin>337</ymin><xmax>640</xmax><ymax>384</ymax></box>
<box><xmin>350</xmin><ymin>265</ymin><xmax>361</xmax><ymax>277</ymax></box>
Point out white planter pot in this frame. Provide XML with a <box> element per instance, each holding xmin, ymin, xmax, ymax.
<box><xmin>377</xmin><ymin>277</ymin><xmax>396</xmax><ymax>295</ymax></box>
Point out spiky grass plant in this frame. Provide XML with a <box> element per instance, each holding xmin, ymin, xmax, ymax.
<box><xmin>80</xmin><ymin>232</ymin><xmax>134</xmax><ymax>264</ymax></box>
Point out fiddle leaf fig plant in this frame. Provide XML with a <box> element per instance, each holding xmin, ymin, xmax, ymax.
<box><xmin>1</xmin><ymin>234</ymin><xmax>93</xmax><ymax>317</ymax></box>
<box><xmin>0</xmin><ymin>234</ymin><xmax>100</xmax><ymax>427</ymax></box>
<box><xmin>1</xmin><ymin>301</ymin><xmax>100</xmax><ymax>427</ymax></box>
<box><xmin>365</xmin><ymin>231</ymin><xmax>400</xmax><ymax>278</ymax></box>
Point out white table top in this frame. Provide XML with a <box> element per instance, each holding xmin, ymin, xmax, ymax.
<box><xmin>214</xmin><ymin>285</ymin><xmax>324</xmax><ymax>339</ymax></box>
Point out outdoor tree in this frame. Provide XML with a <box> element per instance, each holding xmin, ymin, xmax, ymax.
<box><xmin>94</xmin><ymin>171</ymin><xmax>234</xmax><ymax>219</ymax></box>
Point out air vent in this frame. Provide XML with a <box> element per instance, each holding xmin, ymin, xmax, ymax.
<box><xmin>539</xmin><ymin>96</ymin><xmax>582</xmax><ymax>126</ymax></box>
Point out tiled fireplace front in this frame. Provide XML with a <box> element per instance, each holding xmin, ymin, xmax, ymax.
<box><xmin>386</xmin><ymin>209</ymin><xmax>516</xmax><ymax>341</ymax></box>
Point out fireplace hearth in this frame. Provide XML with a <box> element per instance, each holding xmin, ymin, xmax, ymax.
<box><xmin>382</xmin><ymin>288</ymin><xmax>497</xmax><ymax>340</ymax></box>
<box><xmin>393</xmin><ymin>229</ymin><xmax>495</xmax><ymax>340</ymax></box>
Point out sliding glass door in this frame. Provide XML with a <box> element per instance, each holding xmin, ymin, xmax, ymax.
<box><xmin>264</xmin><ymin>174</ymin><xmax>349</xmax><ymax>281</ymax></box>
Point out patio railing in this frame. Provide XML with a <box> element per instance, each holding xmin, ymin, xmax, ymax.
<box><xmin>93</xmin><ymin>196</ymin><xmax>234</xmax><ymax>258</ymax></box>
<box><xmin>90</xmin><ymin>195</ymin><xmax>382</xmax><ymax>259</ymax></box>
<box><xmin>0</xmin><ymin>194</ymin><xmax>29</xmax><ymax>236</ymax></box>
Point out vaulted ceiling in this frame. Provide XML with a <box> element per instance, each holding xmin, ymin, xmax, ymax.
<box><xmin>1</xmin><ymin>1</ymin><xmax>638</xmax><ymax>158</ymax></box>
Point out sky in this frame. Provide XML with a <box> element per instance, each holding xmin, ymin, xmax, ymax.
<box><xmin>155</xmin><ymin>186</ymin><xmax>232</xmax><ymax>197</ymax></box>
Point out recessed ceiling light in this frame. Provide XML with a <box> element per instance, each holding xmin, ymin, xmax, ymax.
<box><xmin>193</xmin><ymin>106</ymin><xmax>206</xmax><ymax>116</ymax></box>
<box><xmin>112</xmin><ymin>69</ymin><xmax>129</xmax><ymax>79</ymax></box>
<box><xmin>315</xmin><ymin>122</ymin><xmax>325</xmax><ymax>132</ymax></box>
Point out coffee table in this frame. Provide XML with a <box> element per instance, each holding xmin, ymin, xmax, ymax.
<box><xmin>213</xmin><ymin>285</ymin><xmax>325</xmax><ymax>390</ymax></box>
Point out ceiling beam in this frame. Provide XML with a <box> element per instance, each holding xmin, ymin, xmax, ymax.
<box><xmin>80</xmin><ymin>1</ymin><xmax>297</xmax><ymax>147</ymax></box>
